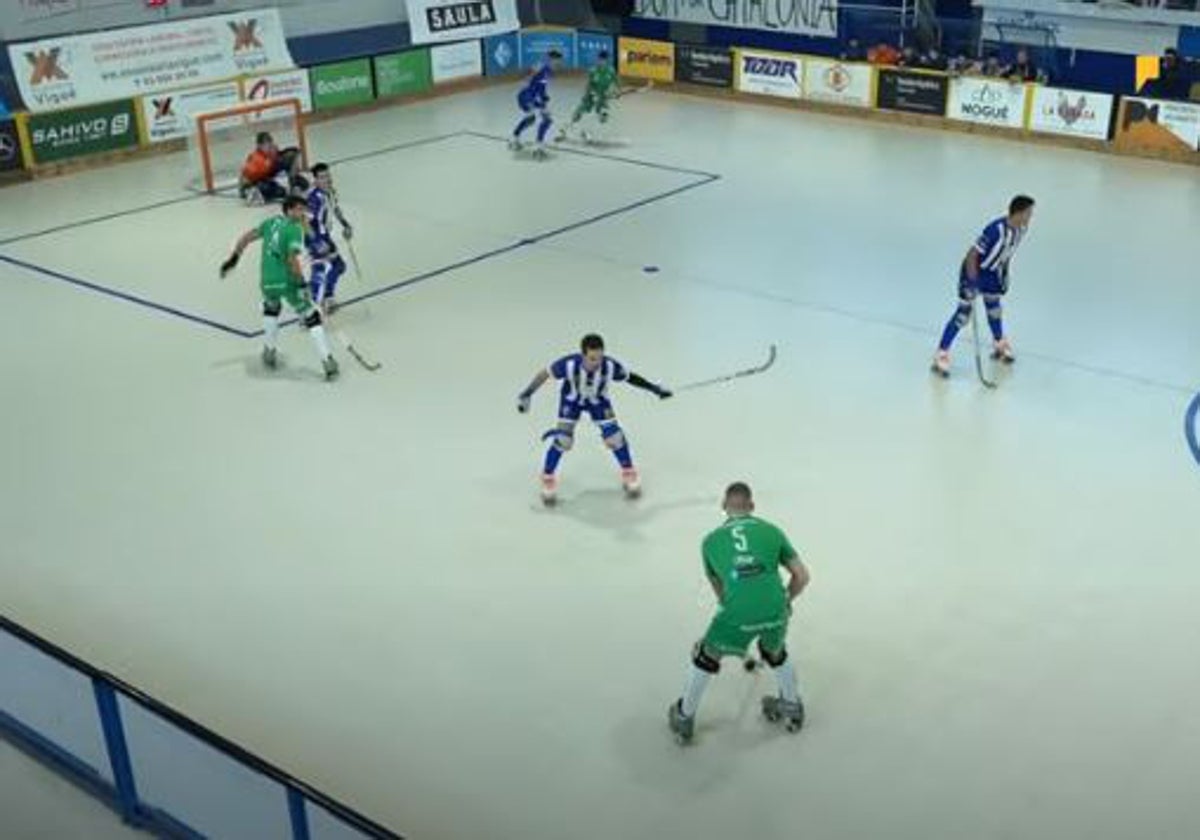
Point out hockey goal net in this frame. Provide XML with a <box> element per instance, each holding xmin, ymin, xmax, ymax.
<box><xmin>187</xmin><ymin>97</ymin><xmax>308</xmax><ymax>194</ymax></box>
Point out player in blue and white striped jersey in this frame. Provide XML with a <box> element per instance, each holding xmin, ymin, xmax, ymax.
<box><xmin>933</xmin><ymin>195</ymin><xmax>1035</xmax><ymax>377</ymax></box>
<box><xmin>509</xmin><ymin>50</ymin><xmax>563</xmax><ymax>159</ymax></box>
<box><xmin>305</xmin><ymin>162</ymin><xmax>353</xmax><ymax>316</ymax></box>
<box><xmin>517</xmin><ymin>333</ymin><xmax>672</xmax><ymax>505</ymax></box>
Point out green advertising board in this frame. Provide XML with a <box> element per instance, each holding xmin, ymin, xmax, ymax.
<box><xmin>26</xmin><ymin>99</ymin><xmax>139</xmax><ymax>164</ymax></box>
<box><xmin>311</xmin><ymin>59</ymin><xmax>375</xmax><ymax>111</ymax></box>
<box><xmin>374</xmin><ymin>50</ymin><xmax>432</xmax><ymax>99</ymax></box>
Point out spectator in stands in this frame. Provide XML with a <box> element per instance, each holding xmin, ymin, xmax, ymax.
<box><xmin>1140</xmin><ymin>48</ymin><xmax>1191</xmax><ymax>99</ymax></box>
<box><xmin>868</xmin><ymin>42</ymin><xmax>902</xmax><ymax>66</ymax></box>
<box><xmin>840</xmin><ymin>37</ymin><xmax>866</xmax><ymax>62</ymax></box>
<box><xmin>919</xmin><ymin>46</ymin><xmax>949</xmax><ymax>71</ymax></box>
<box><xmin>899</xmin><ymin>45</ymin><xmax>919</xmax><ymax>67</ymax></box>
<box><xmin>981</xmin><ymin>54</ymin><xmax>1005</xmax><ymax>77</ymax></box>
<box><xmin>948</xmin><ymin>53</ymin><xmax>981</xmax><ymax>76</ymax></box>
<box><xmin>1007</xmin><ymin>48</ymin><xmax>1046</xmax><ymax>83</ymax></box>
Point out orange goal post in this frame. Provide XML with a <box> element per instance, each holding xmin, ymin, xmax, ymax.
<box><xmin>187</xmin><ymin>97</ymin><xmax>308</xmax><ymax>194</ymax></box>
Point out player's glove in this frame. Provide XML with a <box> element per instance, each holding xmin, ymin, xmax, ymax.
<box><xmin>342</xmin><ymin>224</ymin><xmax>353</xmax><ymax>241</ymax></box>
<box><xmin>219</xmin><ymin>252</ymin><xmax>240</xmax><ymax>278</ymax></box>
<box><xmin>517</xmin><ymin>393</ymin><xmax>532</xmax><ymax>414</ymax></box>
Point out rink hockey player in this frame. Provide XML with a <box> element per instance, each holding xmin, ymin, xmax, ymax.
<box><xmin>558</xmin><ymin>50</ymin><xmax>622</xmax><ymax>144</ymax></box>
<box><xmin>239</xmin><ymin>131</ymin><xmax>302</xmax><ymax>206</ymax></box>
<box><xmin>219</xmin><ymin>197</ymin><xmax>339</xmax><ymax>380</ymax></box>
<box><xmin>516</xmin><ymin>333</ymin><xmax>671</xmax><ymax>505</ymax></box>
<box><xmin>509</xmin><ymin>49</ymin><xmax>563</xmax><ymax>159</ymax></box>
<box><xmin>932</xmin><ymin>195</ymin><xmax>1035</xmax><ymax>377</ymax></box>
<box><xmin>305</xmin><ymin>163</ymin><xmax>354</xmax><ymax>317</ymax></box>
<box><xmin>669</xmin><ymin>483</ymin><xmax>810</xmax><ymax>745</ymax></box>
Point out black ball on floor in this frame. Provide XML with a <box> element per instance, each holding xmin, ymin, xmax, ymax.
<box><xmin>743</xmin><ymin>657</ymin><xmax>758</xmax><ymax>673</ymax></box>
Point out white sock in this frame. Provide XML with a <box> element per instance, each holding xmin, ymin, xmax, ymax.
<box><xmin>773</xmin><ymin>659</ymin><xmax>800</xmax><ymax>704</ymax></box>
<box><xmin>263</xmin><ymin>316</ymin><xmax>280</xmax><ymax>349</ymax></box>
<box><xmin>681</xmin><ymin>666</ymin><xmax>712</xmax><ymax>718</ymax></box>
<box><xmin>308</xmin><ymin>324</ymin><xmax>332</xmax><ymax>361</ymax></box>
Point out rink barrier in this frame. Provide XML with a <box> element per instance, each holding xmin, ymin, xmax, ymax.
<box><xmin>4</xmin><ymin>25</ymin><xmax>1200</xmax><ymax>182</ymax></box>
<box><xmin>0</xmin><ymin>614</ymin><xmax>404</xmax><ymax>839</ymax></box>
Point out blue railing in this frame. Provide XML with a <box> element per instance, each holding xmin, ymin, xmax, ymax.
<box><xmin>0</xmin><ymin>614</ymin><xmax>402</xmax><ymax>839</ymax></box>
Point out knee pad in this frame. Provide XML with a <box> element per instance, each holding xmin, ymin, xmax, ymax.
<box><xmin>758</xmin><ymin>643</ymin><xmax>788</xmax><ymax>669</ymax></box>
<box><xmin>599</xmin><ymin>421</ymin><xmax>625</xmax><ymax>450</ymax></box>
<box><xmin>331</xmin><ymin>256</ymin><xmax>347</xmax><ymax>281</ymax></box>
<box><xmin>952</xmin><ymin>303</ymin><xmax>971</xmax><ymax>329</ymax></box>
<box><xmin>692</xmin><ymin>643</ymin><xmax>721</xmax><ymax>674</ymax></box>
<box><xmin>303</xmin><ymin>310</ymin><xmax>323</xmax><ymax>329</ymax></box>
<box><xmin>553</xmin><ymin>429</ymin><xmax>575</xmax><ymax>451</ymax></box>
<box><xmin>262</xmin><ymin>300</ymin><xmax>282</xmax><ymax>318</ymax></box>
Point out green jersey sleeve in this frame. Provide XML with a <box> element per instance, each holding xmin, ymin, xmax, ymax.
<box><xmin>776</xmin><ymin>526</ymin><xmax>798</xmax><ymax>567</ymax></box>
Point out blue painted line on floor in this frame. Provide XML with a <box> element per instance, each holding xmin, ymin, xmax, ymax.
<box><xmin>254</xmin><ymin>170</ymin><xmax>719</xmax><ymax>337</ymax></box>
<box><xmin>0</xmin><ymin>253</ymin><xmax>255</xmax><ymax>337</ymax></box>
<box><xmin>0</xmin><ymin>132</ymin><xmax>470</xmax><ymax>248</ymax></box>
<box><xmin>1186</xmin><ymin>392</ymin><xmax>1200</xmax><ymax>468</ymax></box>
<box><xmin>461</xmin><ymin>129</ymin><xmax>722</xmax><ymax>179</ymax></box>
<box><xmin>0</xmin><ymin>129</ymin><xmax>720</xmax><ymax>340</ymax></box>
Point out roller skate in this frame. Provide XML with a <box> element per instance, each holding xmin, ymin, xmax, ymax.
<box><xmin>992</xmin><ymin>338</ymin><xmax>1015</xmax><ymax>364</ymax></box>
<box><xmin>539</xmin><ymin>473</ymin><xmax>558</xmax><ymax>507</ymax></box>
<box><xmin>507</xmin><ymin>137</ymin><xmax>524</xmax><ymax>153</ymax></box>
<box><xmin>931</xmin><ymin>349</ymin><xmax>951</xmax><ymax>378</ymax></box>
<box><xmin>261</xmin><ymin>346</ymin><xmax>278</xmax><ymax>370</ymax></box>
<box><xmin>322</xmin><ymin>355</ymin><xmax>339</xmax><ymax>381</ymax></box>
<box><xmin>532</xmin><ymin>144</ymin><xmax>549</xmax><ymax>161</ymax></box>
<box><xmin>668</xmin><ymin>700</ymin><xmax>695</xmax><ymax>746</ymax></box>
<box><xmin>761</xmin><ymin>695</ymin><xmax>805</xmax><ymax>733</ymax></box>
<box><xmin>621</xmin><ymin>467</ymin><xmax>641</xmax><ymax>499</ymax></box>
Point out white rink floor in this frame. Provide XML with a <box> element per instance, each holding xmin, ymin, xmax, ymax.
<box><xmin>2</xmin><ymin>81</ymin><xmax>1200</xmax><ymax>840</ymax></box>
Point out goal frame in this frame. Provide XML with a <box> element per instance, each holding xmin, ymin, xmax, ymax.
<box><xmin>193</xmin><ymin>97</ymin><xmax>308</xmax><ymax>194</ymax></box>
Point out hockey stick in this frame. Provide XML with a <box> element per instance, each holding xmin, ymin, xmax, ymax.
<box><xmin>675</xmin><ymin>345</ymin><xmax>777</xmax><ymax>393</ymax></box>
<box><xmin>330</xmin><ymin>326</ymin><xmax>381</xmax><ymax>372</ymax></box>
<box><xmin>618</xmin><ymin>80</ymin><xmax>654</xmax><ymax>97</ymax></box>
<box><xmin>969</xmin><ymin>301</ymin><xmax>997</xmax><ymax>389</ymax></box>
<box><xmin>345</xmin><ymin>239</ymin><xmax>363</xmax><ymax>281</ymax></box>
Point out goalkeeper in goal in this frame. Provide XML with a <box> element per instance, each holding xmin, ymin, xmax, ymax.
<box><xmin>239</xmin><ymin>131</ymin><xmax>302</xmax><ymax>205</ymax></box>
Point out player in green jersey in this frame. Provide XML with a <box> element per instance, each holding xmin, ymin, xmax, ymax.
<box><xmin>219</xmin><ymin>196</ymin><xmax>338</xmax><ymax>380</ymax></box>
<box><xmin>558</xmin><ymin>50</ymin><xmax>622</xmax><ymax>143</ymax></box>
<box><xmin>669</xmin><ymin>482</ymin><xmax>810</xmax><ymax>745</ymax></box>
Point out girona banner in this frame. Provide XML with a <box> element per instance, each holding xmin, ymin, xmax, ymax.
<box><xmin>636</xmin><ymin>0</ymin><xmax>838</xmax><ymax>40</ymax></box>
<box><xmin>8</xmin><ymin>8</ymin><xmax>294</xmax><ymax>113</ymax></box>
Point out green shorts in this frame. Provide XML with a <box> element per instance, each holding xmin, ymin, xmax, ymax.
<box><xmin>701</xmin><ymin>611</ymin><xmax>788</xmax><ymax>659</ymax></box>
<box><xmin>261</xmin><ymin>282</ymin><xmax>313</xmax><ymax>316</ymax></box>
<box><xmin>578</xmin><ymin>91</ymin><xmax>610</xmax><ymax>117</ymax></box>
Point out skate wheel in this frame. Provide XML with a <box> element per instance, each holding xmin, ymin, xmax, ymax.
<box><xmin>785</xmin><ymin>719</ymin><xmax>803</xmax><ymax>733</ymax></box>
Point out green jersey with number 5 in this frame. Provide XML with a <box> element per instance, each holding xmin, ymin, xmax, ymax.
<box><xmin>702</xmin><ymin>516</ymin><xmax>797</xmax><ymax>623</ymax></box>
<box><xmin>258</xmin><ymin>215</ymin><xmax>305</xmax><ymax>295</ymax></box>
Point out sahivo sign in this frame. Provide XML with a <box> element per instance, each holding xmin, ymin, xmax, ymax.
<box><xmin>948</xmin><ymin>77</ymin><xmax>1028</xmax><ymax>129</ymax></box>
<box><xmin>24</xmin><ymin>98</ymin><xmax>139</xmax><ymax>164</ymax></box>
<box><xmin>736</xmin><ymin>49</ymin><xmax>802</xmax><ymax>99</ymax></box>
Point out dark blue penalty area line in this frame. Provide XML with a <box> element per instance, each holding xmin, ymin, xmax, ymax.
<box><xmin>461</xmin><ymin>129</ymin><xmax>722</xmax><ymax>180</ymax></box>
<box><xmin>255</xmin><ymin>171</ymin><xmax>720</xmax><ymax>336</ymax></box>
<box><xmin>0</xmin><ymin>131</ymin><xmax>471</xmax><ymax>248</ymax></box>
<box><xmin>0</xmin><ymin>253</ymin><xmax>255</xmax><ymax>338</ymax></box>
<box><xmin>1186</xmin><ymin>392</ymin><xmax>1200</xmax><ymax>468</ymax></box>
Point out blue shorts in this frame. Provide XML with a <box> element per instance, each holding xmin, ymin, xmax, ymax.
<box><xmin>558</xmin><ymin>398</ymin><xmax>613</xmax><ymax>424</ymax></box>
<box><xmin>518</xmin><ymin>93</ymin><xmax>547</xmax><ymax>113</ymax></box>
<box><xmin>959</xmin><ymin>268</ymin><xmax>1006</xmax><ymax>298</ymax></box>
